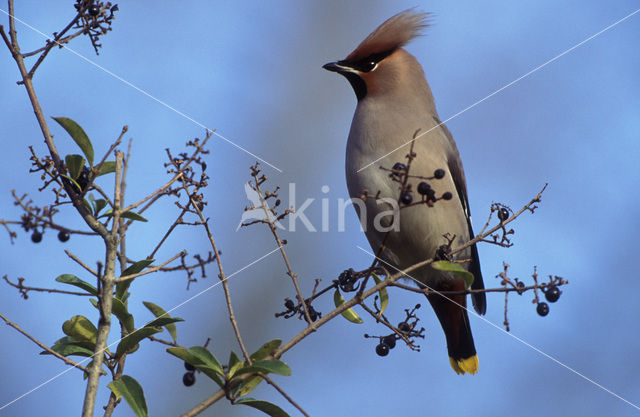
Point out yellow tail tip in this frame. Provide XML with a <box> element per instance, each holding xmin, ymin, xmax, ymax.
<box><xmin>449</xmin><ymin>355</ymin><xmax>479</xmax><ymax>375</ymax></box>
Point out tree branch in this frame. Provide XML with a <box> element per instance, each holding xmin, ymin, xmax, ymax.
<box><xmin>0</xmin><ymin>311</ymin><xmax>89</xmax><ymax>371</ymax></box>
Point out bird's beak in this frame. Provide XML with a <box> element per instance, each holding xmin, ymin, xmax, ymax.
<box><xmin>322</xmin><ymin>61</ymin><xmax>350</xmax><ymax>73</ymax></box>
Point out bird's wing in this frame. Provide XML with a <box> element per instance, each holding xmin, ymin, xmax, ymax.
<box><xmin>434</xmin><ymin>116</ymin><xmax>486</xmax><ymax>315</ymax></box>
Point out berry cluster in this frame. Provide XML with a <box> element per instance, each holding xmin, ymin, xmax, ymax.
<box><xmin>536</xmin><ymin>285</ymin><xmax>562</xmax><ymax>317</ymax></box>
<box><xmin>30</xmin><ymin>230</ymin><xmax>71</xmax><ymax>244</ymax></box>
<box><xmin>337</xmin><ymin>269</ymin><xmax>358</xmax><ymax>292</ymax></box>
<box><xmin>182</xmin><ymin>361</ymin><xmax>196</xmax><ymax>387</ymax></box>
<box><xmin>277</xmin><ymin>298</ymin><xmax>321</xmax><ymax>323</ymax></box>
<box><xmin>389</xmin><ymin>162</ymin><xmax>452</xmax><ymax>207</ymax></box>
<box><xmin>366</xmin><ymin>304</ymin><xmax>425</xmax><ymax>357</ymax></box>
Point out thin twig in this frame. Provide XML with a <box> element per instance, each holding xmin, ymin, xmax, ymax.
<box><xmin>396</xmin><ymin>184</ymin><xmax>547</xmax><ymax>281</ymax></box>
<box><xmin>27</xmin><ymin>11</ymin><xmax>83</xmax><ymax>76</ymax></box>
<box><xmin>11</xmin><ymin>190</ymin><xmax>98</xmax><ymax>235</ymax></box>
<box><xmin>114</xmin><ymin>251</ymin><xmax>185</xmax><ymax>283</ymax></box>
<box><xmin>148</xmin><ymin>336</ymin><xmax>179</xmax><ymax>347</ymax></box>
<box><xmin>180</xmin><ymin>390</ymin><xmax>226</xmax><ymax>417</ymax></box>
<box><xmin>0</xmin><ymin>311</ymin><xmax>89</xmax><ymax>371</ymax></box>
<box><xmin>185</xmin><ymin>184</ymin><xmax>252</xmax><ymax>363</ymax></box>
<box><xmin>251</xmin><ymin>168</ymin><xmax>314</xmax><ymax>326</ymax></box>
<box><xmin>65</xmin><ymin>250</ymin><xmax>99</xmax><ymax>277</ymax></box>
<box><xmin>148</xmin><ymin>206</ymin><xmax>190</xmax><ymax>259</ymax></box>
<box><xmin>358</xmin><ymin>301</ymin><xmax>413</xmax><ymax>346</ymax></box>
<box><xmin>258</xmin><ymin>373</ymin><xmax>310</xmax><ymax>417</ymax></box>
<box><xmin>122</xmin><ymin>132</ymin><xmax>212</xmax><ymax>213</ymax></box>
<box><xmin>3</xmin><ymin>275</ymin><xmax>91</xmax><ymax>297</ymax></box>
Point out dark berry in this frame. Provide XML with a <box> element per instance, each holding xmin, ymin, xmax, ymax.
<box><xmin>424</xmin><ymin>188</ymin><xmax>436</xmax><ymax>201</ymax></box>
<box><xmin>88</xmin><ymin>5</ymin><xmax>100</xmax><ymax>16</ymax></box>
<box><xmin>441</xmin><ymin>192</ymin><xmax>452</xmax><ymax>201</ymax></box>
<box><xmin>338</xmin><ymin>269</ymin><xmax>353</xmax><ymax>283</ymax></box>
<box><xmin>58</xmin><ymin>230</ymin><xmax>70</xmax><ymax>242</ymax></box>
<box><xmin>536</xmin><ymin>302</ymin><xmax>549</xmax><ymax>317</ymax></box>
<box><xmin>417</xmin><ymin>182</ymin><xmax>431</xmax><ymax>195</ymax></box>
<box><xmin>76</xmin><ymin>166</ymin><xmax>91</xmax><ymax>191</ymax></box>
<box><xmin>307</xmin><ymin>306</ymin><xmax>319</xmax><ymax>322</ymax></box>
<box><xmin>433</xmin><ymin>169</ymin><xmax>445</xmax><ymax>179</ymax></box>
<box><xmin>392</xmin><ymin>162</ymin><xmax>407</xmax><ymax>171</ymax></box>
<box><xmin>184</xmin><ymin>361</ymin><xmax>196</xmax><ymax>371</ymax></box>
<box><xmin>284</xmin><ymin>299</ymin><xmax>295</xmax><ymax>310</ymax></box>
<box><xmin>497</xmin><ymin>207</ymin><xmax>509</xmax><ymax>222</ymax></box>
<box><xmin>400</xmin><ymin>192</ymin><xmax>413</xmax><ymax>205</ymax></box>
<box><xmin>397</xmin><ymin>322</ymin><xmax>411</xmax><ymax>333</ymax></box>
<box><xmin>375</xmin><ymin>343</ymin><xmax>390</xmax><ymax>357</ymax></box>
<box><xmin>544</xmin><ymin>286</ymin><xmax>561</xmax><ymax>303</ymax></box>
<box><xmin>183</xmin><ymin>372</ymin><xmax>196</xmax><ymax>387</ymax></box>
<box><xmin>516</xmin><ymin>281</ymin><xmax>525</xmax><ymax>294</ymax></box>
<box><xmin>382</xmin><ymin>335</ymin><xmax>396</xmax><ymax>349</ymax></box>
<box><xmin>31</xmin><ymin>231</ymin><xmax>43</xmax><ymax>243</ymax></box>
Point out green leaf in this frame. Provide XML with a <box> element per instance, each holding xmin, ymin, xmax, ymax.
<box><xmin>47</xmin><ymin>343</ymin><xmax>94</xmax><ymax>358</ymax></box>
<box><xmin>88</xmin><ymin>298</ymin><xmax>135</xmax><ymax>333</ymax></box>
<box><xmin>55</xmin><ymin>274</ymin><xmax>97</xmax><ymax>296</ymax></box>
<box><xmin>234</xmin><ymin>359</ymin><xmax>291</xmax><ymax>377</ymax></box>
<box><xmin>115</xmin><ymin>327</ymin><xmax>161</xmax><ymax>359</ymax></box>
<box><xmin>142</xmin><ymin>301</ymin><xmax>178</xmax><ymax>343</ymax></box>
<box><xmin>227</xmin><ymin>351</ymin><xmax>243</xmax><ymax>379</ymax></box>
<box><xmin>116</xmin><ymin>259</ymin><xmax>154</xmax><ymax>300</ymax></box>
<box><xmin>372</xmin><ymin>273</ymin><xmax>389</xmax><ymax>315</ymax></box>
<box><xmin>101</xmin><ymin>209</ymin><xmax>148</xmax><ymax>222</ymax></box>
<box><xmin>112</xmin><ymin>297</ymin><xmax>135</xmax><ymax>333</ymax></box>
<box><xmin>166</xmin><ymin>346</ymin><xmax>225</xmax><ymax>387</ymax></box>
<box><xmin>107</xmin><ymin>375</ymin><xmax>148</xmax><ymax>417</ymax></box>
<box><xmin>250</xmin><ymin>339</ymin><xmax>282</xmax><ymax>362</ymax></box>
<box><xmin>122</xmin><ymin>259</ymin><xmax>155</xmax><ymax>277</ymax></box>
<box><xmin>144</xmin><ymin>317</ymin><xmax>184</xmax><ymax>329</ymax></box>
<box><xmin>189</xmin><ymin>346</ymin><xmax>224</xmax><ymax>374</ymax></box>
<box><xmin>64</xmin><ymin>154</ymin><xmax>85</xmax><ymax>180</ymax></box>
<box><xmin>432</xmin><ymin>260</ymin><xmax>475</xmax><ymax>288</ymax></box>
<box><xmin>333</xmin><ymin>290</ymin><xmax>363</xmax><ymax>324</ymax></box>
<box><xmin>234</xmin><ymin>375</ymin><xmax>263</xmax><ymax>397</ymax></box>
<box><xmin>52</xmin><ymin>117</ymin><xmax>94</xmax><ymax>167</ymax></box>
<box><xmin>62</xmin><ymin>315</ymin><xmax>98</xmax><ymax>344</ymax></box>
<box><xmin>235</xmin><ymin>398</ymin><xmax>290</xmax><ymax>417</ymax></box>
<box><xmin>96</xmin><ymin>161</ymin><xmax>116</xmax><ymax>177</ymax></box>
<box><xmin>92</xmin><ymin>198</ymin><xmax>107</xmax><ymax>216</ymax></box>
<box><xmin>50</xmin><ymin>336</ymin><xmax>96</xmax><ymax>351</ymax></box>
<box><xmin>43</xmin><ymin>336</ymin><xmax>94</xmax><ymax>357</ymax></box>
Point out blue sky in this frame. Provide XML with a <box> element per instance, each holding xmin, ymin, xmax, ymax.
<box><xmin>1</xmin><ymin>1</ymin><xmax>640</xmax><ymax>416</ymax></box>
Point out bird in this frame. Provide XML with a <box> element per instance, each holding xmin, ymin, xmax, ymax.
<box><xmin>323</xmin><ymin>9</ymin><xmax>485</xmax><ymax>375</ymax></box>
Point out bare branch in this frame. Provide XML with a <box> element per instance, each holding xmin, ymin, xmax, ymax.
<box><xmin>3</xmin><ymin>275</ymin><xmax>92</xmax><ymax>297</ymax></box>
<box><xmin>114</xmin><ymin>251</ymin><xmax>186</xmax><ymax>283</ymax></box>
<box><xmin>0</xmin><ymin>311</ymin><xmax>89</xmax><ymax>371</ymax></box>
<box><xmin>258</xmin><ymin>373</ymin><xmax>310</xmax><ymax>417</ymax></box>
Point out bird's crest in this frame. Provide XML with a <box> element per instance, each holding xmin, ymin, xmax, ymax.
<box><xmin>345</xmin><ymin>9</ymin><xmax>431</xmax><ymax>63</ymax></box>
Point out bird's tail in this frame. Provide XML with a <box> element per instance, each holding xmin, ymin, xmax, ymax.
<box><xmin>427</xmin><ymin>280</ymin><xmax>479</xmax><ymax>375</ymax></box>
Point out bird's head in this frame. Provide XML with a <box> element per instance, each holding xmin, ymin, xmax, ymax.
<box><xmin>323</xmin><ymin>10</ymin><xmax>431</xmax><ymax>101</ymax></box>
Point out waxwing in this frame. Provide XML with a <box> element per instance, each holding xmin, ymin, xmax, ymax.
<box><xmin>324</xmin><ymin>10</ymin><xmax>485</xmax><ymax>375</ymax></box>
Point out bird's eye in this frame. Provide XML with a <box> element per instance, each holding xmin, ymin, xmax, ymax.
<box><xmin>361</xmin><ymin>61</ymin><xmax>377</xmax><ymax>72</ymax></box>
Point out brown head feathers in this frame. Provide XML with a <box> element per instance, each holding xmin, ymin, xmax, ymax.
<box><xmin>345</xmin><ymin>9</ymin><xmax>431</xmax><ymax>64</ymax></box>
